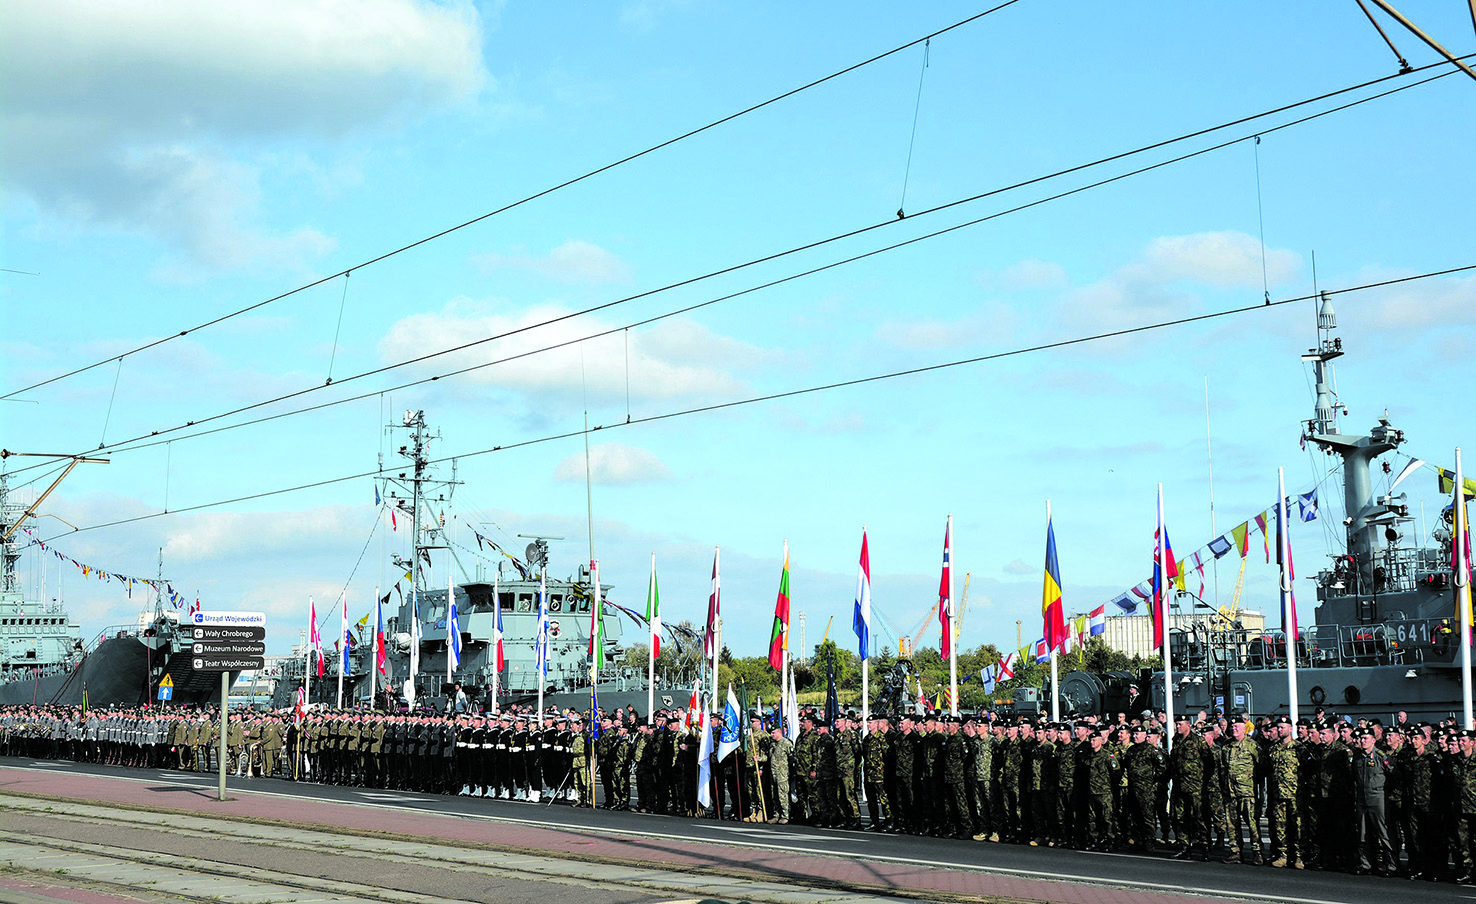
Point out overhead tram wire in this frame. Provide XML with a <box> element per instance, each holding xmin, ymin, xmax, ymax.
<box><xmin>38</xmin><ymin>261</ymin><xmax>1476</xmax><ymax>542</ymax></box>
<box><xmin>6</xmin><ymin>56</ymin><xmax>1464</xmax><ymax>482</ymax></box>
<box><xmin>0</xmin><ymin>1</ymin><xmax>1025</xmax><ymax>404</ymax></box>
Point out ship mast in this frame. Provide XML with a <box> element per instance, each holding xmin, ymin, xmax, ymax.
<box><xmin>1302</xmin><ymin>292</ymin><xmax>1407</xmax><ymax>603</ymax></box>
<box><xmin>383</xmin><ymin>411</ymin><xmax>460</xmax><ymax>693</ymax></box>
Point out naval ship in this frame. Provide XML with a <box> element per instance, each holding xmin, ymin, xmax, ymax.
<box><xmin>0</xmin><ymin>474</ymin><xmax>238</xmax><ymax>708</ymax></box>
<box><xmin>273</xmin><ymin>411</ymin><xmax>697</xmax><ymax>715</ymax></box>
<box><xmin>1057</xmin><ymin>294</ymin><xmax>1470</xmax><ymax>723</ymax></box>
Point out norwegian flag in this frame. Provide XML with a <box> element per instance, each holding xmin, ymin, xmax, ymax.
<box><xmin>939</xmin><ymin>515</ymin><xmax>954</xmax><ymax>660</ymax></box>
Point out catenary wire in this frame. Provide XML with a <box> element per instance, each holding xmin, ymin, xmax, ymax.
<box><xmin>0</xmin><ymin>1</ymin><xmax>1025</xmax><ymax>403</ymax></box>
<box><xmin>36</xmin><ymin>262</ymin><xmax>1475</xmax><ymax>541</ymax></box>
<box><xmin>5</xmin><ymin>56</ymin><xmax>1462</xmax><ymax>481</ymax></box>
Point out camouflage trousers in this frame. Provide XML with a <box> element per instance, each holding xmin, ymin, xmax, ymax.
<box><xmin>863</xmin><ymin>779</ymin><xmax>886</xmax><ymax>826</ymax></box>
<box><xmin>1171</xmin><ymin>790</ymin><xmax>1205</xmax><ymax>849</ymax></box>
<box><xmin>1226</xmin><ymin>794</ymin><xmax>1260</xmax><ymax>855</ymax></box>
<box><xmin>1266</xmin><ymin>796</ymin><xmax>1298</xmax><ymax>863</ymax></box>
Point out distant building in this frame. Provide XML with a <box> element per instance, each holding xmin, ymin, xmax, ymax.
<box><xmin>1100</xmin><ymin>610</ymin><xmax>1266</xmax><ymax>660</ymax></box>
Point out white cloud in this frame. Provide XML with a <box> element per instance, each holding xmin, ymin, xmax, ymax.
<box><xmin>1</xmin><ymin>0</ymin><xmax>486</xmax><ymax>269</ymax></box>
<box><xmin>1142</xmin><ymin>232</ymin><xmax>1300</xmax><ymax>288</ymax></box>
<box><xmin>554</xmin><ymin>443</ymin><xmax>672</xmax><ymax>485</ymax></box>
<box><xmin>472</xmin><ymin>240</ymin><xmax>634</xmax><ymax>285</ymax></box>
<box><xmin>378</xmin><ymin>299</ymin><xmax>779</xmax><ymax>405</ymax></box>
<box><xmin>1354</xmin><ymin>270</ymin><xmax>1476</xmax><ymax>330</ymax></box>
<box><xmin>996</xmin><ymin>258</ymin><xmax>1069</xmax><ymax>290</ymax></box>
<box><xmin>1052</xmin><ymin>231</ymin><xmax>1302</xmax><ymax>334</ymax></box>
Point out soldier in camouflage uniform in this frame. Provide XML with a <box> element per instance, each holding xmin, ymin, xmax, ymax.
<box><xmin>1455</xmin><ymin>729</ymin><xmax>1475</xmax><ymax>884</ymax></box>
<box><xmin>1056</xmin><ymin>723</ymin><xmax>1086</xmax><ymax>848</ymax></box>
<box><xmin>1122</xmin><ymin>724</ymin><xmax>1163</xmax><ymax>851</ymax></box>
<box><xmin>999</xmin><ymin>723</ymin><xmax>1024</xmax><ymax>842</ymax></box>
<box><xmin>769</xmin><ymin>725</ymin><xmax>793</xmax><ymax>824</ymax></box>
<box><xmin>889</xmin><ymin>717</ymin><xmax>913</xmax><ymax>833</ymax></box>
<box><xmin>1319</xmin><ymin>722</ymin><xmax>1355</xmax><ymax>871</ymax></box>
<box><xmin>791</xmin><ymin>715</ymin><xmax>816</xmax><ymax>825</ymax></box>
<box><xmin>862</xmin><ymin>717</ymin><xmax>890</xmax><ymax>830</ymax></box>
<box><xmin>1266</xmin><ymin>719</ymin><xmax>1301</xmax><ymax>868</ymax></box>
<box><xmin>1221</xmin><ymin>718</ymin><xmax>1262</xmax><ymax>864</ymax></box>
<box><xmin>1029</xmin><ymin>723</ymin><xmax>1058</xmax><ymax>846</ymax></box>
<box><xmin>1084</xmin><ymin>732</ymin><xmax>1120</xmax><ymax>849</ymax></box>
<box><xmin>965</xmin><ymin>718</ymin><xmax>994</xmax><ymax>842</ymax></box>
<box><xmin>1168</xmin><ymin>716</ymin><xmax>1209</xmax><ymax>859</ymax></box>
<box><xmin>816</xmin><ymin>720</ymin><xmax>841</xmax><ymax>826</ymax></box>
<box><xmin>940</xmin><ymin>718</ymin><xmax>969</xmax><ymax>838</ymax></box>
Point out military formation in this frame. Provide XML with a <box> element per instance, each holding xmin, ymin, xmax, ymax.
<box><xmin>4</xmin><ymin>702</ymin><xmax>1475</xmax><ymax>883</ymax></box>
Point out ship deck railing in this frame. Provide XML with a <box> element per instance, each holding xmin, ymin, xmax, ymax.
<box><xmin>1172</xmin><ymin>616</ymin><xmax>1461</xmax><ymax>673</ymax></box>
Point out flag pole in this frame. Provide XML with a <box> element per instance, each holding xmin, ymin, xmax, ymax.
<box><xmin>1159</xmin><ymin>484</ymin><xmax>1174</xmax><ymax>751</ymax></box>
<box><xmin>370</xmin><ymin>586</ymin><xmax>380</xmax><ymax>709</ymax></box>
<box><xmin>1279</xmin><ymin>467</ymin><xmax>1300</xmax><ymax>733</ymax></box>
<box><xmin>490</xmin><ymin>573</ymin><xmax>499</xmax><ymax>714</ymax></box>
<box><xmin>305</xmin><ymin>596</ymin><xmax>314</xmax><ymax>710</ymax></box>
<box><xmin>591</xmin><ymin>558</ymin><xmax>601</xmax><ymax>806</ymax></box>
<box><xmin>947</xmin><ymin>514</ymin><xmax>957</xmax><ymax>718</ymax></box>
<box><xmin>647</xmin><ymin>552</ymin><xmax>656</xmax><ymax>724</ymax></box>
<box><xmin>860</xmin><ymin>526</ymin><xmax>869</xmax><ymax>737</ymax></box>
<box><xmin>1048</xmin><ymin>500</ymin><xmax>1060</xmax><ymax>721</ymax></box>
<box><xmin>446</xmin><ymin>571</ymin><xmax>454</xmax><ymax>687</ymax></box>
<box><xmin>711</xmin><ymin>546</ymin><xmax>721</xmax><ymax>713</ymax></box>
<box><xmin>1456</xmin><ymin>447</ymin><xmax>1473</xmax><ymax>730</ymax></box>
<box><xmin>780</xmin><ymin>539</ymin><xmax>790</xmax><ymax>732</ymax></box>
<box><xmin>537</xmin><ymin>567</ymin><xmax>546</xmax><ymax>728</ymax></box>
<box><xmin>336</xmin><ymin>592</ymin><xmax>346</xmax><ymax>709</ymax></box>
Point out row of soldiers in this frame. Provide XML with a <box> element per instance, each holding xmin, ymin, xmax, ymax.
<box><xmin>0</xmin><ymin>704</ymin><xmax>287</xmax><ymax>776</ymax></box>
<box><xmin>5</xmin><ymin>701</ymin><xmax>1474</xmax><ymax>882</ymax></box>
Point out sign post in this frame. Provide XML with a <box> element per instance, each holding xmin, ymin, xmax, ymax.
<box><xmin>190</xmin><ymin>611</ymin><xmax>267</xmax><ymax>802</ymax></box>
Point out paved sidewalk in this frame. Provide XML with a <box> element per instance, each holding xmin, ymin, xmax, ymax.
<box><xmin>0</xmin><ymin>765</ymin><xmax>1240</xmax><ymax>904</ymax></box>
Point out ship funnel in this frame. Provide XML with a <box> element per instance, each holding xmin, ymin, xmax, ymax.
<box><xmin>1317</xmin><ymin>291</ymin><xmax>1336</xmax><ymax>331</ymax></box>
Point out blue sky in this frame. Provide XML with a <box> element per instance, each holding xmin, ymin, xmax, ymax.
<box><xmin>3</xmin><ymin>1</ymin><xmax>1474</xmax><ymax>661</ymax></box>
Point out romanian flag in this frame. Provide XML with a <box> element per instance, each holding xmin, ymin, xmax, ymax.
<box><xmin>1041</xmin><ymin>512</ymin><xmax>1066</xmax><ymax>652</ymax></box>
<box><xmin>767</xmin><ymin>545</ymin><xmax>790</xmax><ymax>671</ymax></box>
<box><xmin>939</xmin><ymin>515</ymin><xmax>954</xmax><ymax>660</ymax></box>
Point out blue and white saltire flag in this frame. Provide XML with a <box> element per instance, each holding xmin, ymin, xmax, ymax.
<box><xmin>717</xmin><ymin>683</ymin><xmax>742</xmax><ymax>762</ymax></box>
<box><xmin>853</xmin><ymin>528</ymin><xmax>871</xmax><ymax>660</ymax></box>
<box><xmin>447</xmin><ymin>576</ymin><xmax>462</xmax><ymax>677</ymax></box>
<box><xmin>1298</xmin><ymin>488</ymin><xmax>1319</xmax><ymax>522</ymax></box>
<box><xmin>695</xmin><ymin>705</ymin><xmax>713</xmax><ymax>809</ymax></box>
<box><xmin>535</xmin><ymin>569</ymin><xmax>550</xmax><ymax>676</ymax></box>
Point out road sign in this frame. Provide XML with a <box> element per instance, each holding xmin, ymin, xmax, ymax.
<box><xmin>191</xmin><ymin>641</ymin><xmax>265</xmax><ymax>656</ymax></box>
<box><xmin>159</xmin><ymin>674</ymin><xmax>174</xmax><ymax>688</ymax></box>
<box><xmin>193</xmin><ymin>655</ymin><xmax>263</xmax><ymax>671</ymax></box>
<box><xmin>158</xmin><ymin>685</ymin><xmax>173</xmax><ymax>701</ymax></box>
<box><xmin>192</xmin><ymin>610</ymin><xmax>266</xmax><ymax>628</ymax></box>
<box><xmin>189</xmin><ymin>611</ymin><xmax>267</xmax><ymax>671</ymax></box>
<box><xmin>190</xmin><ymin>629</ymin><xmax>265</xmax><ymax>644</ymax></box>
